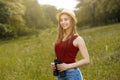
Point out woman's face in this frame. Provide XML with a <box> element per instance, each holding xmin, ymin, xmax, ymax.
<box><xmin>59</xmin><ymin>14</ymin><xmax>72</xmax><ymax>30</ymax></box>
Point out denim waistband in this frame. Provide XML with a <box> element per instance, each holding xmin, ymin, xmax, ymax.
<box><xmin>66</xmin><ymin>68</ymin><xmax>78</xmax><ymax>71</ymax></box>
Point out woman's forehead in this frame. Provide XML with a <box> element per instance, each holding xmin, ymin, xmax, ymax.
<box><xmin>60</xmin><ymin>14</ymin><xmax>71</xmax><ymax>19</ymax></box>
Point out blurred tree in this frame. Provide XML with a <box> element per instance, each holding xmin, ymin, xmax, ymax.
<box><xmin>76</xmin><ymin>0</ymin><xmax>96</xmax><ymax>27</ymax></box>
<box><xmin>42</xmin><ymin>5</ymin><xmax>57</xmax><ymax>24</ymax></box>
<box><xmin>23</xmin><ymin>0</ymin><xmax>57</xmax><ymax>29</ymax></box>
<box><xmin>7</xmin><ymin>1</ymin><xmax>26</xmax><ymax>35</ymax></box>
<box><xmin>23</xmin><ymin>0</ymin><xmax>48</xmax><ymax>29</ymax></box>
<box><xmin>0</xmin><ymin>0</ymin><xmax>26</xmax><ymax>38</ymax></box>
<box><xmin>0</xmin><ymin>0</ymin><xmax>58</xmax><ymax>38</ymax></box>
<box><xmin>0</xmin><ymin>1</ymin><xmax>11</xmax><ymax>24</ymax></box>
<box><xmin>76</xmin><ymin>0</ymin><xmax>120</xmax><ymax>27</ymax></box>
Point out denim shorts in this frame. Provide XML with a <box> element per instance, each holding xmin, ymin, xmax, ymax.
<box><xmin>58</xmin><ymin>68</ymin><xmax>83</xmax><ymax>80</ymax></box>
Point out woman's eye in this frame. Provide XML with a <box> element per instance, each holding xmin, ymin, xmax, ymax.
<box><xmin>60</xmin><ymin>18</ymin><xmax>69</xmax><ymax>22</ymax></box>
<box><xmin>64</xmin><ymin>18</ymin><xmax>68</xmax><ymax>21</ymax></box>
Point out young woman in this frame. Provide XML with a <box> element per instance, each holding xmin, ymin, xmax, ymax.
<box><xmin>51</xmin><ymin>9</ymin><xmax>90</xmax><ymax>80</ymax></box>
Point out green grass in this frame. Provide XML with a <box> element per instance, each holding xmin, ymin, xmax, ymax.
<box><xmin>0</xmin><ymin>23</ymin><xmax>120</xmax><ymax>80</ymax></box>
<box><xmin>79</xmin><ymin>24</ymin><xmax>120</xmax><ymax>80</ymax></box>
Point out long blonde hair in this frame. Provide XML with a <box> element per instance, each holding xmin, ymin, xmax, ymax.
<box><xmin>55</xmin><ymin>13</ymin><xmax>78</xmax><ymax>43</ymax></box>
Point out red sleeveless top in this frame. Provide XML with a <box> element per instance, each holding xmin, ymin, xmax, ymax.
<box><xmin>55</xmin><ymin>35</ymin><xmax>79</xmax><ymax>64</ymax></box>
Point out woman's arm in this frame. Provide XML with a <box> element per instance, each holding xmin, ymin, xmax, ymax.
<box><xmin>68</xmin><ymin>36</ymin><xmax>90</xmax><ymax>68</ymax></box>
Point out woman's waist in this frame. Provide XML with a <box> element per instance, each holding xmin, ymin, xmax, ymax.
<box><xmin>57</xmin><ymin>58</ymin><xmax>76</xmax><ymax>64</ymax></box>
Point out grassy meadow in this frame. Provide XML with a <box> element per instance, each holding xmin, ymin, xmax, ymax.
<box><xmin>0</xmin><ymin>23</ymin><xmax>120</xmax><ymax>80</ymax></box>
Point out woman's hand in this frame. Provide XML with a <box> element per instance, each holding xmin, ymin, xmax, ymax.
<box><xmin>51</xmin><ymin>62</ymin><xmax>56</xmax><ymax>70</ymax></box>
<box><xmin>57</xmin><ymin>63</ymin><xmax>70</xmax><ymax>72</ymax></box>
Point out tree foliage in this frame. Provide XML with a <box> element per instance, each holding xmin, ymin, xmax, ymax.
<box><xmin>0</xmin><ymin>0</ymin><xmax>58</xmax><ymax>39</ymax></box>
<box><xmin>0</xmin><ymin>1</ymin><xmax>10</xmax><ymax>24</ymax></box>
<box><xmin>23</xmin><ymin>0</ymin><xmax>57</xmax><ymax>29</ymax></box>
<box><xmin>0</xmin><ymin>0</ymin><xmax>26</xmax><ymax>38</ymax></box>
<box><xmin>42</xmin><ymin>5</ymin><xmax>57</xmax><ymax>24</ymax></box>
<box><xmin>24</xmin><ymin>0</ymin><xmax>46</xmax><ymax>29</ymax></box>
<box><xmin>76</xmin><ymin>0</ymin><xmax>120</xmax><ymax>27</ymax></box>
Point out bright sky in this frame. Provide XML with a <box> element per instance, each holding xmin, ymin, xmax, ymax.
<box><xmin>37</xmin><ymin>0</ymin><xmax>79</xmax><ymax>10</ymax></box>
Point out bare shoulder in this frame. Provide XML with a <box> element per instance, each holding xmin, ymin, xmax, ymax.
<box><xmin>73</xmin><ymin>35</ymin><xmax>85</xmax><ymax>47</ymax></box>
<box><xmin>75</xmin><ymin>35</ymin><xmax>84</xmax><ymax>42</ymax></box>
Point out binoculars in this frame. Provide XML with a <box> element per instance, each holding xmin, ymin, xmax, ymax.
<box><xmin>53</xmin><ymin>59</ymin><xmax>66</xmax><ymax>77</ymax></box>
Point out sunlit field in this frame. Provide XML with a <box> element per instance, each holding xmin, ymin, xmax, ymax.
<box><xmin>0</xmin><ymin>23</ymin><xmax>120</xmax><ymax>80</ymax></box>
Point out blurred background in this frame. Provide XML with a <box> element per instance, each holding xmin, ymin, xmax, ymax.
<box><xmin>0</xmin><ymin>0</ymin><xmax>120</xmax><ymax>80</ymax></box>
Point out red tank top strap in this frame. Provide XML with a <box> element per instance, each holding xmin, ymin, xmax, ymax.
<box><xmin>70</xmin><ymin>34</ymin><xmax>78</xmax><ymax>42</ymax></box>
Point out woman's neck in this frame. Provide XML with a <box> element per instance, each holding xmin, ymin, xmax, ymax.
<box><xmin>63</xmin><ymin>28</ymin><xmax>73</xmax><ymax>41</ymax></box>
<box><xmin>64</xmin><ymin>27</ymin><xmax>72</xmax><ymax>36</ymax></box>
